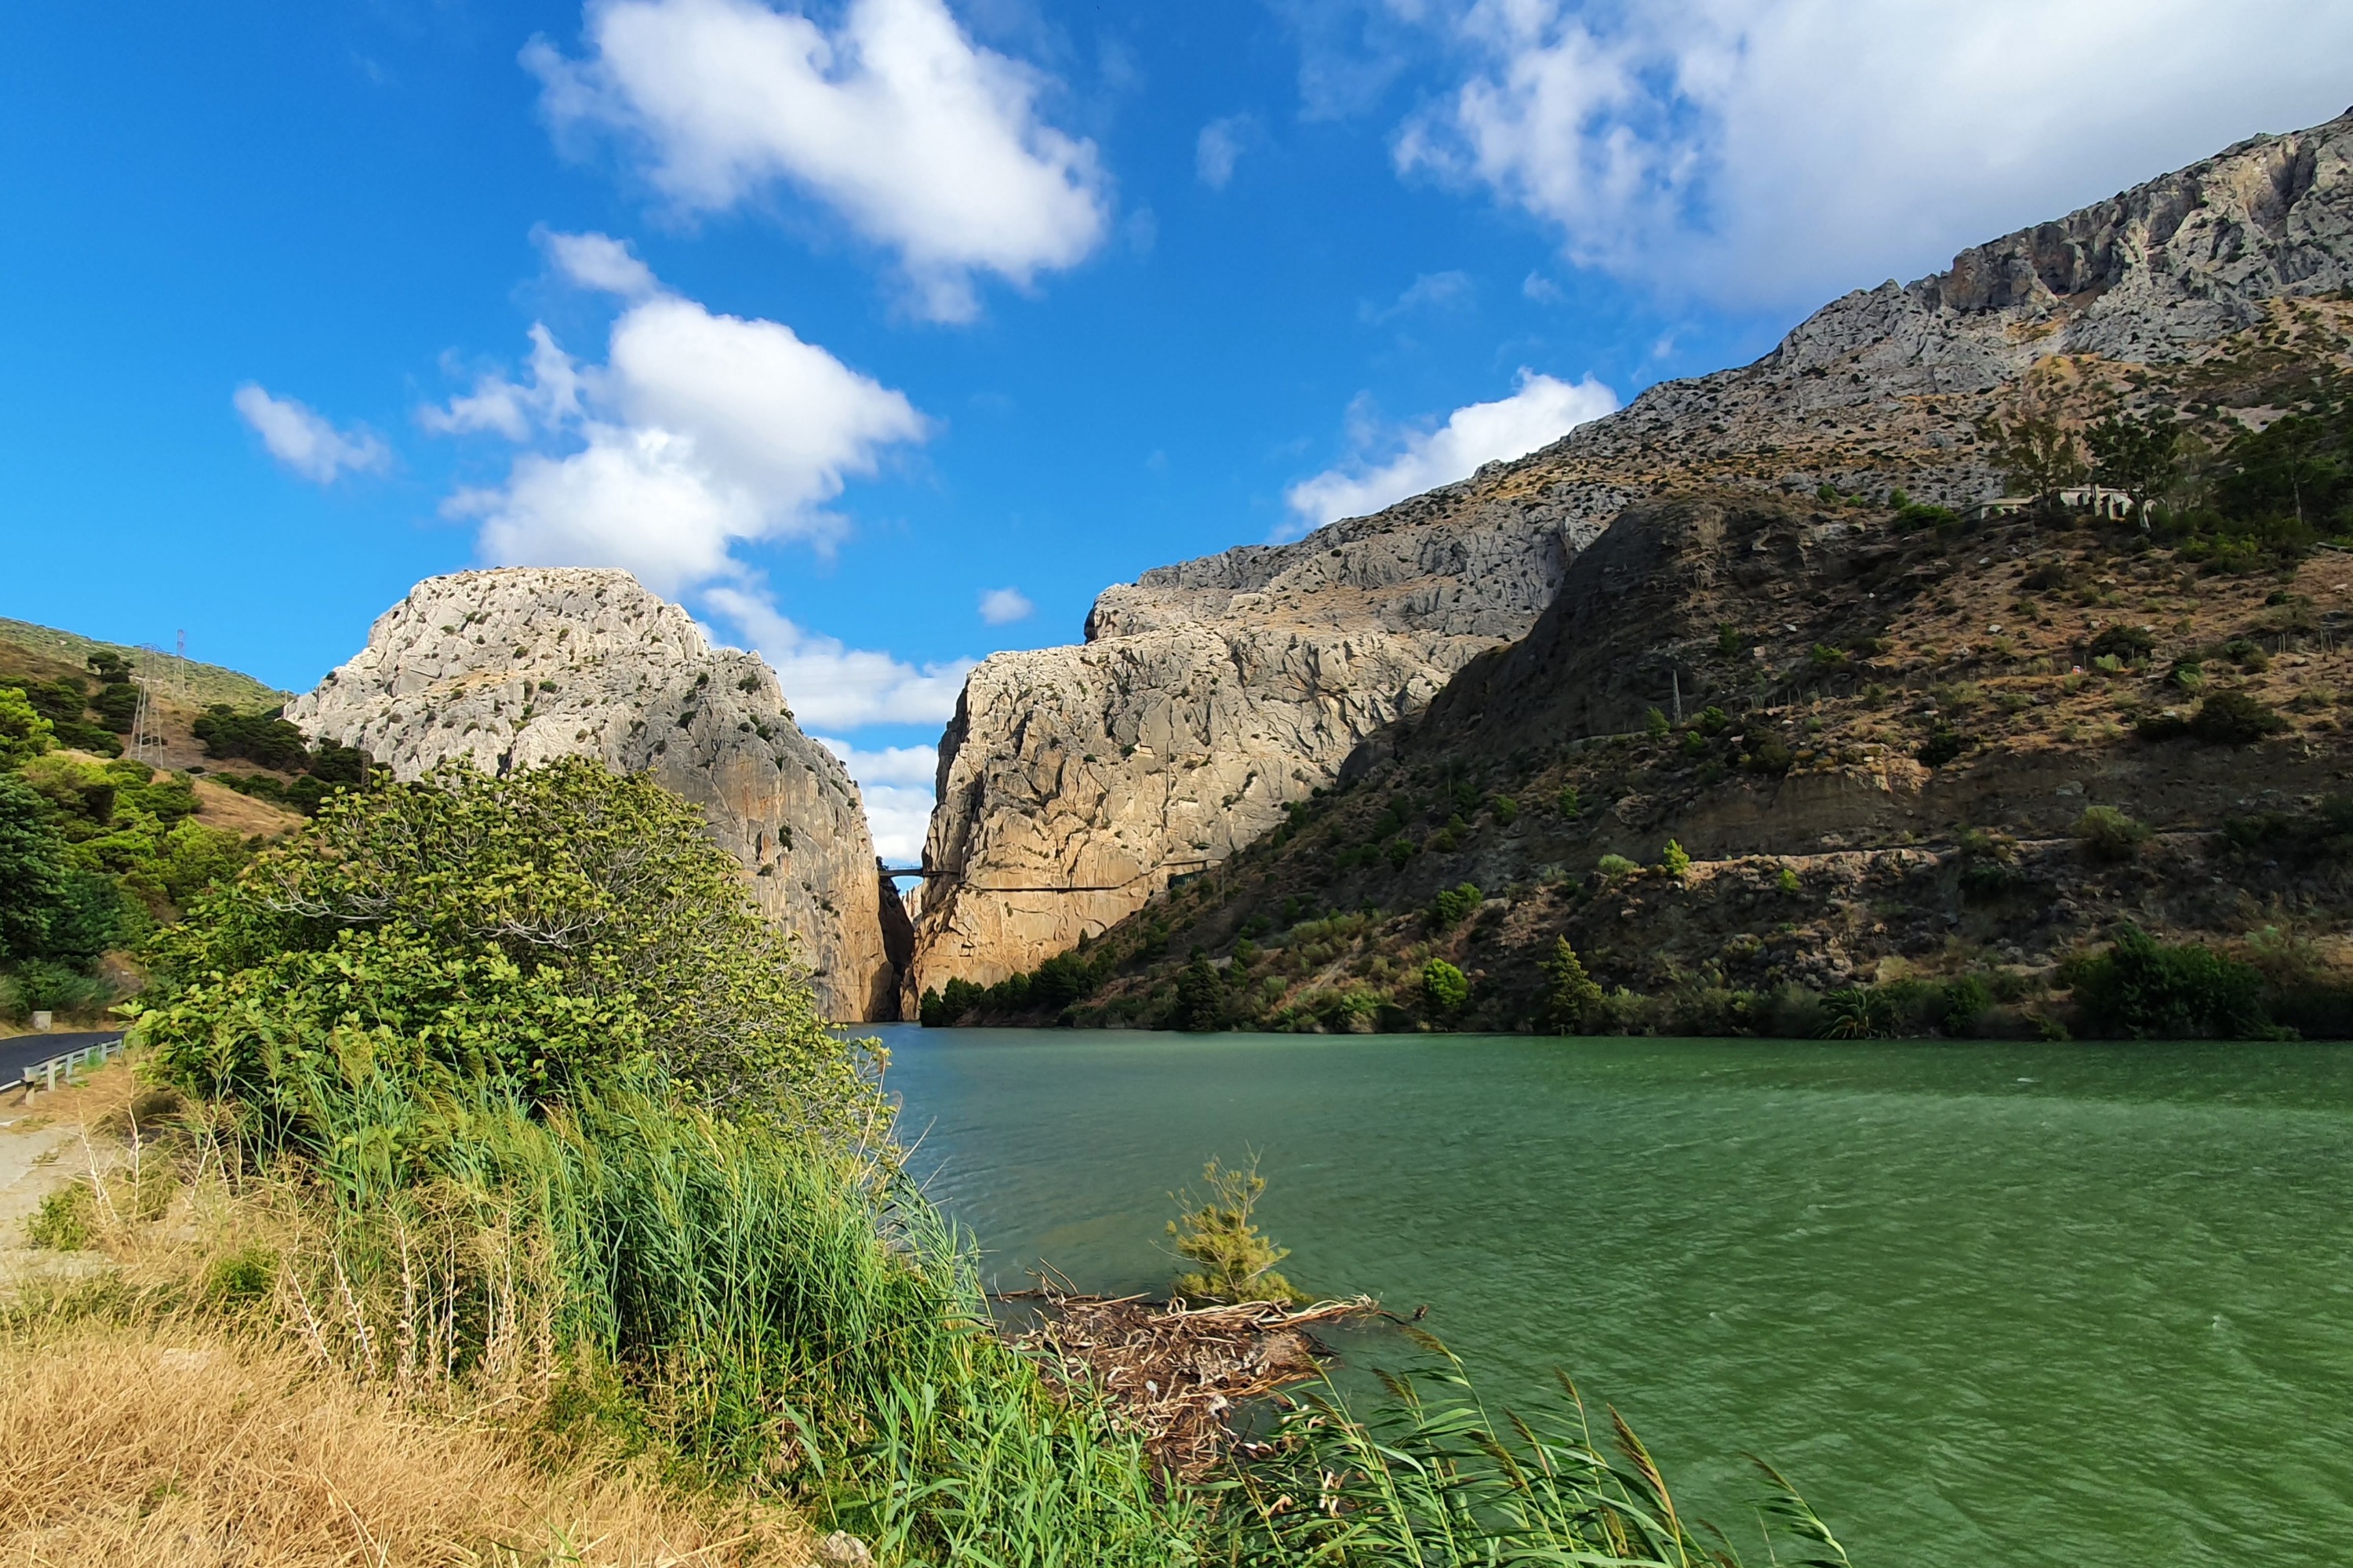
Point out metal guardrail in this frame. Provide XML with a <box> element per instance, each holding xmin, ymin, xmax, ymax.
<box><xmin>16</xmin><ymin>1035</ymin><xmax>126</xmax><ymax>1093</ymax></box>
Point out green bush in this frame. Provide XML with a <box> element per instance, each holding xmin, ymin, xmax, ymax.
<box><xmin>1941</xmin><ymin>974</ymin><xmax>1995</xmax><ymax>1036</ymax></box>
<box><xmin>1915</xmin><ymin>726</ymin><xmax>1967</xmax><ymax>766</ymax></box>
<box><xmin>2075</xmin><ymin>805</ymin><xmax>2150</xmax><ymax>863</ymax></box>
<box><xmin>141</xmin><ymin>757</ymin><xmax>870</xmax><ymax>1131</ymax></box>
<box><xmin>1821</xmin><ymin>986</ymin><xmax>1897</xmax><ymax>1039</ymax></box>
<box><xmin>2066</xmin><ymin>924</ymin><xmax>2269</xmax><ymax>1039</ymax></box>
<box><xmin>1421</xmin><ymin>958</ymin><xmax>1469</xmax><ymax>1015</ymax></box>
<box><xmin>0</xmin><ymin>686</ymin><xmax>56</xmax><ymax>769</ymax></box>
<box><xmin>25</xmin><ymin>1183</ymin><xmax>94</xmax><ymax>1250</ymax></box>
<box><xmin>1166</xmin><ymin>1155</ymin><xmax>1306</xmax><ymax>1305</ymax></box>
<box><xmin>1597</xmin><ymin>853</ymin><xmax>1640</xmax><ymax>881</ymax></box>
<box><xmin>1430</xmin><ymin>882</ymin><xmax>1482</xmax><ymax>926</ymax></box>
<box><xmin>2088</xmin><ymin>624</ymin><xmax>2155</xmax><ymax>663</ymax></box>
<box><xmin>1555</xmin><ymin>784</ymin><xmax>1582</xmax><ymax>817</ymax></box>
<box><xmin>1659</xmin><ymin>839</ymin><xmax>1692</xmax><ymax>879</ymax></box>
<box><xmin>2188</xmin><ymin>689</ymin><xmax>2285</xmax><ymax>744</ymax></box>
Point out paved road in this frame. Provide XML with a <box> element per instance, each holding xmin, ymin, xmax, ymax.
<box><xmin>0</xmin><ymin>1031</ymin><xmax>124</xmax><ymax>1084</ymax></box>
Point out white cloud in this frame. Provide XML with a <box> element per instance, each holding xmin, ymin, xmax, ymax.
<box><xmin>1282</xmin><ymin>369</ymin><xmax>1617</xmax><ymax>536</ymax></box>
<box><xmin>814</xmin><ymin>737</ymin><xmax>936</xmax><ymax>862</ymax></box>
<box><xmin>1396</xmin><ymin>0</ymin><xmax>2353</xmax><ymax>308</ymax></box>
<box><xmin>704</xmin><ymin>584</ymin><xmax>976</xmax><ymax>730</ymax></box>
<box><xmin>526</xmin><ymin>0</ymin><xmax>1109</xmax><ymax>320</ymax></box>
<box><xmin>1363</xmin><ymin>267</ymin><xmax>1471</xmax><ymax>323</ymax></box>
<box><xmin>977</xmin><ymin>586</ymin><xmax>1033</xmax><ymax>624</ymax></box>
<box><xmin>541</xmin><ymin>227</ymin><xmax>661</xmax><ymax>299</ymax></box>
<box><xmin>431</xmin><ymin>235</ymin><xmax>927</xmax><ymax>596</ymax></box>
<box><xmin>1196</xmin><ymin>113</ymin><xmax>1253</xmax><ymax>189</ymax></box>
<box><xmin>420</xmin><ymin>323</ymin><xmax>584</xmax><ymax>440</ymax></box>
<box><xmin>232</xmin><ymin>384</ymin><xmax>390</xmax><ymax>483</ymax></box>
<box><xmin>1521</xmin><ymin>271</ymin><xmax>1562</xmax><ymax>304</ymax></box>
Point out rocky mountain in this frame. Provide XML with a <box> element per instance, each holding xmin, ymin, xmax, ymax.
<box><xmin>908</xmin><ymin>109</ymin><xmax>2353</xmax><ymax>1009</ymax></box>
<box><xmin>288</xmin><ymin>569</ymin><xmax>904</xmax><ymax>1021</ymax></box>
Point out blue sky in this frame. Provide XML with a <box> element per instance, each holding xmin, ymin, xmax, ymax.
<box><xmin>5</xmin><ymin>1</ymin><xmax>2349</xmax><ymax>855</ymax></box>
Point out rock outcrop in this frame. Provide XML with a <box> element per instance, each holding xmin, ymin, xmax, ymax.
<box><xmin>288</xmin><ymin>569</ymin><xmax>900</xmax><ymax>1021</ymax></box>
<box><xmin>907</xmin><ymin>108</ymin><xmax>2353</xmax><ymax>1006</ymax></box>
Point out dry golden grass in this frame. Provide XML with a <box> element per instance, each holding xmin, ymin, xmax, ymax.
<box><xmin>0</xmin><ymin>1319</ymin><xmax>813</xmax><ymax>1568</ymax></box>
<box><xmin>0</xmin><ymin>1064</ymin><xmax>813</xmax><ymax>1568</ymax></box>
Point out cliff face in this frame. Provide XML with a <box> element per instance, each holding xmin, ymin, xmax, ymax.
<box><xmin>287</xmin><ymin>569</ymin><xmax>900</xmax><ymax>1022</ymax></box>
<box><xmin>907</xmin><ymin>110</ymin><xmax>2353</xmax><ymax>1007</ymax></box>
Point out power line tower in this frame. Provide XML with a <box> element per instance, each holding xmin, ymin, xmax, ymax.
<box><xmin>131</xmin><ymin>643</ymin><xmax>167</xmax><ymax>763</ymax></box>
<box><xmin>176</xmin><ymin>628</ymin><xmax>187</xmax><ymax>700</ymax></box>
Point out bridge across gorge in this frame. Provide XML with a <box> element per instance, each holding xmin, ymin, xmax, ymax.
<box><xmin>878</xmin><ymin>860</ymin><xmax>1209</xmax><ymax>894</ymax></box>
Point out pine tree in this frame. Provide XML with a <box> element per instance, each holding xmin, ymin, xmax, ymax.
<box><xmin>1540</xmin><ymin>937</ymin><xmax>1602</xmax><ymax>1034</ymax></box>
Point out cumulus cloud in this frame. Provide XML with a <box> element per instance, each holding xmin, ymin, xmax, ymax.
<box><xmin>526</xmin><ymin>0</ymin><xmax>1109</xmax><ymax>320</ymax></box>
<box><xmin>430</xmin><ymin>233</ymin><xmax>927</xmax><ymax>596</ymax></box>
<box><xmin>1282</xmin><ymin>369</ymin><xmax>1616</xmax><ymax>536</ymax></box>
<box><xmin>1195</xmin><ymin>114</ymin><xmax>1254</xmax><ymax>189</ymax></box>
<box><xmin>232</xmin><ymin>384</ymin><xmax>390</xmax><ymax>483</ymax></box>
<box><xmin>704</xmin><ymin>584</ymin><xmax>976</xmax><ymax>731</ymax></box>
<box><xmin>814</xmin><ymin>737</ymin><xmax>936</xmax><ymax>862</ymax></box>
<box><xmin>976</xmin><ymin>586</ymin><xmax>1033</xmax><ymax>624</ymax></box>
<box><xmin>1395</xmin><ymin>0</ymin><xmax>2353</xmax><ymax>308</ymax></box>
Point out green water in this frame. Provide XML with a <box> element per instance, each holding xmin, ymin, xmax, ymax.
<box><xmin>875</xmin><ymin>1024</ymin><xmax>2353</xmax><ymax>1566</ymax></box>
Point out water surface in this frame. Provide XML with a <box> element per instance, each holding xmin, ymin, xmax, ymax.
<box><xmin>875</xmin><ymin>1026</ymin><xmax>2353</xmax><ymax>1567</ymax></box>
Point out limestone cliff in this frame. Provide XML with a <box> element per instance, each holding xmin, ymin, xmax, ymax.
<box><xmin>907</xmin><ymin>109</ymin><xmax>2353</xmax><ymax>1006</ymax></box>
<box><xmin>287</xmin><ymin>569</ymin><xmax>899</xmax><ymax>1021</ymax></box>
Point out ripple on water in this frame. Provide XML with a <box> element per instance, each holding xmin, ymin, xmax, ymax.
<box><xmin>871</xmin><ymin>1027</ymin><xmax>2353</xmax><ymax>1566</ymax></box>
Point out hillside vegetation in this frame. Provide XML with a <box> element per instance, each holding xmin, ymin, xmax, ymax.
<box><xmin>6</xmin><ymin>759</ymin><xmax>1852</xmax><ymax>1566</ymax></box>
<box><xmin>930</xmin><ymin>311</ymin><xmax>2353</xmax><ymax>1040</ymax></box>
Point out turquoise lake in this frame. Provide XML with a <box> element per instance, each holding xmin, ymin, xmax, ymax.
<box><xmin>874</xmin><ymin>1024</ymin><xmax>2353</xmax><ymax>1566</ymax></box>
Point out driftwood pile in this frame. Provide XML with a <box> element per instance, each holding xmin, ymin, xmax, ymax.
<box><xmin>998</xmin><ymin>1275</ymin><xmax>1378</xmax><ymax>1477</ymax></box>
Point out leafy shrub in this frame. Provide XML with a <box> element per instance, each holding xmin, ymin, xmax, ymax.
<box><xmin>1166</xmin><ymin>1155</ymin><xmax>1305</xmax><ymax>1304</ymax></box>
<box><xmin>25</xmin><ymin>1183</ymin><xmax>94</xmax><ymax>1250</ymax></box>
<box><xmin>1420</xmin><ymin>959</ymin><xmax>1469</xmax><ymax>1014</ymax></box>
<box><xmin>1555</xmin><ymin>783</ymin><xmax>1582</xmax><ymax>817</ymax></box>
<box><xmin>2075</xmin><ymin>806</ymin><xmax>2150</xmax><ymax>864</ymax></box>
<box><xmin>2066</xmin><ymin>924</ymin><xmax>2269</xmax><ymax>1039</ymax></box>
<box><xmin>1821</xmin><ymin>986</ymin><xmax>1897</xmax><ymax>1038</ymax></box>
<box><xmin>141</xmin><ymin>758</ymin><xmax>870</xmax><ymax>1130</ymax></box>
<box><xmin>0</xmin><ymin>687</ymin><xmax>56</xmax><ymax>768</ymax></box>
<box><xmin>1941</xmin><ymin>974</ymin><xmax>1995</xmax><ymax>1035</ymax></box>
<box><xmin>2188</xmin><ymin>689</ymin><xmax>2285</xmax><ymax>744</ymax></box>
<box><xmin>2088</xmin><ymin>624</ymin><xmax>2156</xmax><ymax>663</ymax></box>
<box><xmin>192</xmin><ymin>705</ymin><xmax>313</xmax><ymax>771</ymax></box>
<box><xmin>1430</xmin><ymin>882</ymin><xmax>1482</xmax><ymax>926</ymax></box>
<box><xmin>1491</xmin><ymin>794</ymin><xmax>1518</xmax><ymax>824</ymax></box>
<box><xmin>1776</xmin><ymin>865</ymin><xmax>1802</xmax><ymax>895</ymax></box>
<box><xmin>1644</xmin><ymin>708</ymin><xmax>1670</xmax><ymax>738</ymax></box>
<box><xmin>1658</xmin><ymin>839</ymin><xmax>1692</xmax><ymax>879</ymax></box>
<box><xmin>1915</xmin><ymin>726</ymin><xmax>1967</xmax><ymax>766</ymax></box>
<box><xmin>1746</xmin><ymin>740</ymin><xmax>1795</xmax><ymax>775</ymax></box>
<box><xmin>1597</xmin><ymin>853</ymin><xmax>1640</xmax><ymax>881</ymax></box>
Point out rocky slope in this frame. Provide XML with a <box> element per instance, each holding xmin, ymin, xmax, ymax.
<box><xmin>288</xmin><ymin>569</ymin><xmax>902</xmax><ymax>1021</ymax></box>
<box><xmin>908</xmin><ymin>110</ymin><xmax>2353</xmax><ymax>1006</ymax></box>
